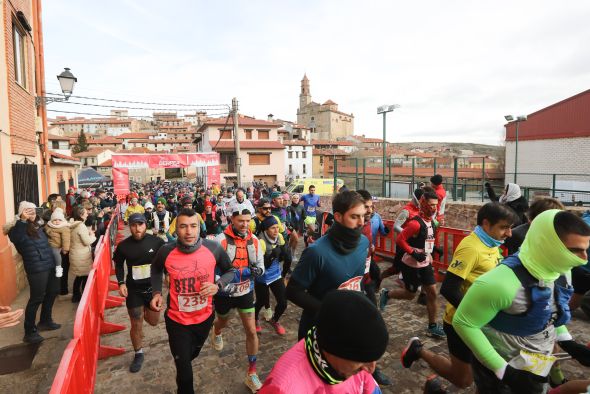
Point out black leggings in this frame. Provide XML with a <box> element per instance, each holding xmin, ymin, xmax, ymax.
<box><xmin>59</xmin><ymin>253</ymin><xmax>70</xmax><ymax>295</ymax></box>
<box><xmin>72</xmin><ymin>275</ymin><xmax>88</xmax><ymax>300</ymax></box>
<box><xmin>165</xmin><ymin>313</ymin><xmax>214</xmax><ymax>394</ymax></box>
<box><xmin>254</xmin><ymin>280</ymin><xmax>287</xmax><ymax>322</ymax></box>
<box><xmin>25</xmin><ymin>269</ymin><xmax>59</xmax><ymax>333</ymax></box>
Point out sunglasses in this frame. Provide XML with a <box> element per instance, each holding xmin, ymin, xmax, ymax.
<box><xmin>260</xmin><ymin>206</ymin><xmax>271</xmax><ymax>211</ymax></box>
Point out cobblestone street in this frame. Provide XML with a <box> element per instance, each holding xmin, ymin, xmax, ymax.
<box><xmin>93</xmin><ymin>236</ymin><xmax>590</xmax><ymax>394</ymax></box>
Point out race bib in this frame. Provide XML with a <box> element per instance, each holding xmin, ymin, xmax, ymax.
<box><xmin>425</xmin><ymin>239</ymin><xmax>435</xmax><ymax>254</ymax></box>
<box><xmin>132</xmin><ymin>264</ymin><xmax>151</xmax><ymax>280</ymax></box>
<box><xmin>508</xmin><ymin>349</ymin><xmax>556</xmax><ymax>377</ymax></box>
<box><xmin>365</xmin><ymin>256</ymin><xmax>371</xmax><ymax>274</ymax></box>
<box><xmin>226</xmin><ymin>280</ymin><xmax>251</xmax><ymax>297</ymax></box>
<box><xmin>338</xmin><ymin>276</ymin><xmax>363</xmax><ymax>291</ymax></box>
<box><xmin>178</xmin><ymin>293</ymin><xmax>208</xmax><ymax>313</ymax></box>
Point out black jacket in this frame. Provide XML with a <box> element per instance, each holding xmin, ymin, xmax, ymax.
<box><xmin>485</xmin><ymin>184</ymin><xmax>529</xmax><ymax>226</ymax></box>
<box><xmin>6</xmin><ymin>220</ymin><xmax>55</xmax><ymax>275</ymax></box>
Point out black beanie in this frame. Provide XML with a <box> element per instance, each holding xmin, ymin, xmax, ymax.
<box><xmin>430</xmin><ymin>174</ymin><xmax>443</xmax><ymax>185</ymax></box>
<box><xmin>316</xmin><ymin>290</ymin><xmax>389</xmax><ymax>362</ymax></box>
<box><xmin>261</xmin><ymin>215</ymin><xmax>279</xmax><ymax>230</ymax></box>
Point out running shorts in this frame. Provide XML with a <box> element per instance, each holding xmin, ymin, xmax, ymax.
<box><xmin>126</xmin><ymin>284</ymin><xmax>153</xmax><ymax>309</ymax></box>
<box><xmin>443</xmin><ymin>322</ymin><xmax>472</xmax><ymax>363</ymax></box>
<box><xmin>214</xmin><ymin>292</ymin><xmax>255</xmax><ymax>316</ymax></box>
<box><xmin>400</xmin><ymin>263</ymin><xmax>436</xmax><ymax>293</ymax></box>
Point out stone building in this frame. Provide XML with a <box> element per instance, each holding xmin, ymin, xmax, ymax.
<box><xmin>296</xmin><ymin>74</ymin><xmax>354</xmax><ymax>141</ymax></box>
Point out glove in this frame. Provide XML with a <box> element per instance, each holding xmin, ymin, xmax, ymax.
<box><xmin>501</xmin><ymin>365</ymin><xmax>547</xmax><ymax>392</ymax></box>
<box><xmin>411</xmin><ymin>250</ymin><xmax>427</xmax><ymax>262</ymax></box>
<box><xmin>558</xmin><ymin>340</ymin><xmax>590</xmax><ymax>366</ymax></box>
<box><xmin>249</xmin><ymin>265</ymin><xmax>264</xmax><ymax>278</ymax></box>
<box><xmin>433</xmin><ymin>246</ymin><xmax>444</xmax><ymax>257</ymax></box>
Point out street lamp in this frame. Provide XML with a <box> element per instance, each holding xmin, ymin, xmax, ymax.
<box><xmin>504</xmin><ymin>114</ymin><xmax>527</xmax><ymax>183</ymax></box>
<box><xmin>36</xmin><ymin>68</ymin><xmax>77</xmax><ymax>107</ymax></box>
<box><xmin>377</xmin><ymin>104</ymin><xmax>400</xmax><ymax>197</ymax></box>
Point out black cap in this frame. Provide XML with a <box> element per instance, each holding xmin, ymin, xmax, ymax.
<box><xmin>128</xmin><ymin>213</ymin><xmax>146</xmax><ymax>224</ymax></box>
<box><xmin>316</xmin><ymin>290</ymin><xmax>389</xmax><ymax>362</ymax></box>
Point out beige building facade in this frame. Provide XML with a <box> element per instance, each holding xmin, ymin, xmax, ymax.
<box><xmin>296</xmin><ymin>74</ymin><xmax>354</xmax><ymax>141</ymax></box>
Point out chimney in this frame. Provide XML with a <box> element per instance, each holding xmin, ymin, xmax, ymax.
<box><xmin>267</xmin><ymin>113</ymin><xmax>274</xmax><ymax>121</ymax></box>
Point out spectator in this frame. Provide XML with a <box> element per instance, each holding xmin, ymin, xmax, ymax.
<box><xmin>69</xmin><ymin>206</ymin><xmax>97</xmax><ymax>303</ymax></box>
<box><xmin>44</xmin><ymin>208</ymin><xmax>71</xmax><ymax>279</ymax></box>
<box><xmin>485</xmin><ymin>182</ymin><xmax>529</xmax><ymax>226</ymax></box>
<box><xmin>3</xmin><ymin>201</ymin><xmax>60</xmax><ymax>343</ymax></box>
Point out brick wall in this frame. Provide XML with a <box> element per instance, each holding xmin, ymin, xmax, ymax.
<box><xmin>5</xmin><ymin>0</ymin><xmax>37</xmax><ymax>156</ymax></box>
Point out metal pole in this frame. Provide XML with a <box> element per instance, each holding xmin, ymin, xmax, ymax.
<box><xmin>388</xmin><ymin>158</ymin><xmax>392</xmax><ymax>198</ymax></box>
<box><xmin>514</xmin><ymin>121</ymin><xmax>519</xmax><ymax>183</ymax></box>
<box><xmin>552</xmin><ymin>174</ymin><xmax>556</xmax><ymax>198</ymax></box>
<box><xmin>382</xmin><ymin>113</ymin><xmax>387</xmax><ymax>197</ymax></box>
<box><xmin>453</xmin><ymin>157</ymin><xmax>458</xmax><ymax>201</ymax></box>
<box><xmin>363</xmin><ymin>158</ymin><xmax>366</xmax><ymax>189</ymax></box>
<box><xmin>355</xmin><ymin>158</ymin><xmax>359</xmax><ymax>190</ymax></box>
<box><xmin>411</xmin><ymin>158</ymin><xmax>415</xmax><ymax>192</ymax></box>
<box><xmin>333</xmin><ymin>159</ymin><xmax>338</xmax><ymax>193</ymax></box>
<box><xmin>433</xmin><ymin>158</ymin><xmax>437</xmax><ymax>176</ymax></box>
<box><xmin>481</xmin><ymin>157</ymin><xmax>486</xmax><ymax>202</ymax></box>
<box><xmin>232</xmin><ymin>98</ymin><xmax>241</xmax><ymax>187</ymax></box>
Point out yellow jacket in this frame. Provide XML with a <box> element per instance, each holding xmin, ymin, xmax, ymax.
<box><xmin>124</xmin><ymin>204</ymin><xmax>145</xmax><ymax>221</ymax></box>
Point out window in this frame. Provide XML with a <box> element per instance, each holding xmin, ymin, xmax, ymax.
<box><xmin>220</xmin><ymin>130</ymin><xmax>232</xmax><ymax>139</ymax></box>
<box><xmin>13</xmin><ymin>24</ymin><xmax>26</xmax><ymax>88</ymax></box>
<box><xmin>51</xmin><ymin>141</ymin><xmax>59</xmax><ymax>149</ymax></box>
<box><xmin>258</xmin><ymin>130</ymin><xmax>269</xmax><ymax>140</ymax></box>
<box><xmin>303</xmin><ymin>164</ymin><xmax>307</xmax><ymax>173</ymax></box>
<box><xmin>289</xmin><ymin>164</ymin><xmax>293</xmax><ymax>174</ymax></box>
<box><xmin>296</xmin><ymin>152</ymin><xmax>299</xmax><ymax>159</ymax></box>
<box><xmin>302</xmin><ymin>151</ymin><xmax>307</xmax><ymax>159</ymax></box>
<box><xmin>249</xmin><ymin>153</ymin><xmax>270</xmax><ymax>165</ymax></box>
<box><xmin>245</xmin><ymin>130</ymin><xmax>252</xmax><ymax>139</ymax></box>
<box><xmin>288</xmin><ymin>151</ymin><xmax>293</xmax><ymax>159</ymax></box>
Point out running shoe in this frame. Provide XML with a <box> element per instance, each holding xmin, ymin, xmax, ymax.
<box><xmin>401</xmin><ymin>337</ymin><xmax>423</xmax><ymax>368</ymax></box>
<box><xmin>244</xmin><ymin>372</ymin><xmax>262</xmax><ymax>393</ymax></box>
<box><xmin>427</xmin><ymin>324</ymin><xmax>446</xmax><ymax>339</ymax></box>
<box><xmin>255</xmin><ymin>320</ymin><xmax>262</xmax><ymax>334</ymax></box>
<box><xmin>379</xmin><ymin>288</ymin><xmax>389</xmax><ymax>312</ymax></box>
<box><xmin>417</xmin><ymin>291</ymin><xmax>427</xmax><ymax>305</ymax></box>
<box><xmin>262</xmin><ymin>307</ymin><xmax>273</xmax><ymax>321</ymax></box>
<box><xmin>424</xmin><ymin>375</ymin><xmax>449</xmax><ymax>394</ymax></box>
<box><xmin>129</xmin><ymin>352</ymin><xmax>144</xmax><ymax>373</ymax></box>
<box><xmin>210</xmin><ymin>330</ymin><xmax>224</xmax><ymax>351</ymax></box>
<box><xmin>269</xmin><ymin>319</ymin><xmax>286</xmax><ymax>336</ymax></box>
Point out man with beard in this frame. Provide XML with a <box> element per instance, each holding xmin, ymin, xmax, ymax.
<box><xmin>229</xmin><ymin>188</ymin><xmax>255</xmax><ymax>218</ymax></box>
<box><xmin>114</xmin><ymin>213</ymin><xmax>165</xmax><ymax>372</ymax></box>
<box><xmin>286</xmin><ymin>191</ymin><xmax>369</xmax><ymax>340</ymax></box>
<box><xmin>150</xmin><ymin>208</ymin><xmax>235</xmax><ymax>394</ymax></box>
<box><xmin>380</xmin><ymin>190</ymin><xmax>446</xmax><ymax>339</ymax></box>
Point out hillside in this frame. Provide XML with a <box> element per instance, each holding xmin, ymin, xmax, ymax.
<box><xmin>393</xmin><ymin>141</ymin><xmax>505</xmax><ymax>158</ymax></box>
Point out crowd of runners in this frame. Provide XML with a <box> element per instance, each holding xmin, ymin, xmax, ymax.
<box><xmin>11</xmin><ymin>176</ymin><xmax>589</xmax><ymax>393</ymax></box>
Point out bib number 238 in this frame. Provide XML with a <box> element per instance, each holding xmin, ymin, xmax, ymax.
<box><xmin>178</xmin><ymin>293</ymin><xmax>207</xmax><ymax>312</ymax></box>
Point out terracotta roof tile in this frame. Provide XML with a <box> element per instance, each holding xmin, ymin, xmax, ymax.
<box><xmin>49</xmin><ymin>151</ymin><xmax>80</xmax><ymax>161</ymax></box>
<box><xmin>212</xmin><ymin>141</ymin><xmax>284</xmax><ymax>150</ymax></box>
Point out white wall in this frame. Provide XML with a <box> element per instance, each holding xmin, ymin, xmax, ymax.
<box><xmin>285</xmin><ymin>145</ymin><xmax>313</xmax><ymax>180</ymax></box>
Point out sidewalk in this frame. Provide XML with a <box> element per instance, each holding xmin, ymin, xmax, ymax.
<box><xmin>0</xmin><ymin>278</ymin><xmax>78</xmax><ymax>393</ymax></box>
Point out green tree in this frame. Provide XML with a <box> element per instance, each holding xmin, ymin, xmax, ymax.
<box><xmin>72</xmin><ymin>130</ymin><xmax>89</xmax><ymax>154</ymax></box>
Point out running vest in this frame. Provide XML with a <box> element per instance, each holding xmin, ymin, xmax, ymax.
<box><xmin>406</xmin><ymin>216</ymin><xmax>435</xmax><ymax>253</ymax></box>
<box><xmin>218</xmin><ymin>227</ymin><xmax>259</xmax><ymax>296</ymax></box>
<box><xmin>488</xmin><ymin>255</ymin><xmax>572</xmax><ymax>337</ymax></box>
<box><xmin>256</xmin><ymin>235</ymin><xmax>285</xmax><ymax>285</ymax></box>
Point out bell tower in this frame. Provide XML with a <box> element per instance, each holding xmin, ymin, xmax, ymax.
<box><xmin>299</xmin><ymin>73</ymin><xmax>311</xmax><ymax>110</ymax></box>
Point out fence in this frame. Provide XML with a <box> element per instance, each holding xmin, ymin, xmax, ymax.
<box><xmin>50</xmin><ymin>208</ymin><xmax>126</xmax><ymax>394</ymax></box>
<box><xmin>332</xmin><ymin>157</ymin><xmax>590</xmax><ymax>205</ymax></box>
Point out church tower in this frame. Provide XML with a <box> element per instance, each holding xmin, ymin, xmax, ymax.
<box><xmin>299</xmin><ymin>74</ymin><xmax>311</xmax><ymax>110</ymax></box>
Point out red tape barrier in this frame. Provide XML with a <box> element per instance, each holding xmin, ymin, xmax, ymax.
<box><xmin>50</xmin><ymin>207</ymin><xmax>126</xmax><ymax>394</ymax></box>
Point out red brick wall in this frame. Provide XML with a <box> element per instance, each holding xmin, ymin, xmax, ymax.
<box><xmin>4</xmin><ymin>0</ymin><xmax>37</xmax><ymax>157</ymax></box>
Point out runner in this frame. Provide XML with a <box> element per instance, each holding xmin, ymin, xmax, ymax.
<box><xmin>124</xmin><ymin>197</ymin><xmax>145</xmax><ymax>225</ymax></box>
<box><xmin>114</xmin><ymin>213</ymin><xmax>165</xmax><ymax>372</ymax></box>
<box><xmin>379</xmin><ymin>190</ymin><xmax>446</xmax><ymax>339</ymax></box>
<box><xmin>259</xmin><ymin>290</ymin><xmax>388</xmax><ymax>394</ymax></box>
<box><xmin>152</xmin><ymin>198</ymin><xmax>171</xmax><ymax>242</ymax></box>
<box><xmin>250</xmin><ymin>198</ymin><xmax>286</xmax><ymax>238</ymax></box>
<box><xmin>228</xmin><ymin>188</ymin><xmax>255</xmax><ymax>217</ymax></box>
<box><xmin>254</xmin><ymin>216</ymin><xmax>291</xmax><ymax>335</ymax></box>
<box><xmin>211</xmin><ymin>207</ymin><xmax>265</xmax><ymax>393</ymax></box>
<box><xmin>430</xmin><ymin>174</ymin><xmax>447</xmax><ymax>226</ymax></box>
<box><xmin>399</xmin><ymin>202</ymin><xmax>516</xmax><ymax>391</ymax></box>
<box><xmin>300</xmin><ymin>185</ymin><xmax>321</xmax><ymax>225</ymax></box>
<box><xmin>150</xmin><ymin>208</ymin><xmax>236</xmax><ymax>394</ymax></box>
<box><xmin>168</xmin><ymin>197</ymin><xmax>206</xmax><ymax>241</ymax></box>
<box><xmin>453</xmin><ymin>210</ymin><xmax>590</xmax><ymax>393</ymax></box>
<box><xmin>286</xmin><ymin>190</ymin><xmax>369</xmax><ymax>340</ymax></box>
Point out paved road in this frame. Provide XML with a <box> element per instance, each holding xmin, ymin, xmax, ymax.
<box><xmin>94</xmin><ymin>232</ymin><xmax>590</xmax><ymax>394</ymax></box>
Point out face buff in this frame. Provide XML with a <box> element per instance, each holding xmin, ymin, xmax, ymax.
<box><xmin>419</xmin><ymin>196</ymin><xmax>436</xmax><ymax>218</ymax></box>
<box><xmin>519</xmin><ymin>209</ymin><xmax>586</xmax><ymax>282</ymax></box>
<box><xmin>304</xmin><ymin>327</ymin><xmax>345</xmax><ymax>385</ymax></box>
<box><xmin>474</xmin><ymin>225</ymin><xmax>504</xmax><ymax>248</ymax></box>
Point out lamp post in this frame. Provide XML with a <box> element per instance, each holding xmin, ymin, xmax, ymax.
<box><xmin>377</xmin><ymin>104</ymin><xmax>400</xmax><ymax>197</ymax></box>
<box><xmin>36</xmin><ymin>68</ymin><xmax>77</xmax><ymax>107</ymax></box>
<box><xmin>504</xmin><ymin>114</ymin><xmax>527</xmax><ymax>183</ymax></box>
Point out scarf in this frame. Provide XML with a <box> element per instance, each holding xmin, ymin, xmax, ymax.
<box><xmin>519</xmin><ymin>209</ymin><xmax>586</xmax><ymax>282</ymax></box>
<box><xmin>327</xmin><ymin>221</ymin><xmax>362</xmax><ymax>254</ymax></box>
<box><xmin>499</xmin><ymin>183</ymin><xmax>522</xmax><ymax>203</ymax></box>
<box><xmin>474</xmin><ymin>225</ymin><xmax>504</xmax><ymax>248</ymax></box>
<box><xmin>304</xmin><ymin>327</ymin><xmax>345</xmax><ymax>385</ymax></box>
<box><xmin>176</xmin><ymin>237</ymin><xmax>202</xmax><ymax>254</ymax></box>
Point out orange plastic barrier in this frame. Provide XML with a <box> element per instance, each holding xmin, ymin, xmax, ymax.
<box><xmin>374</xmin><ymin>219</ymin><xmax>471</xmax><ymax>282</ymax></box>
<box><xmin>50</xmin><ymin>208</ymin><xmax>126</xmax><ymax>394</ymax></box>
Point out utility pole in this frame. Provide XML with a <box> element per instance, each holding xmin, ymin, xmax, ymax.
<box><xmin>232</xmin><ymin>97</ymin><xmax>241</xmax><ymax>187</ymax></box>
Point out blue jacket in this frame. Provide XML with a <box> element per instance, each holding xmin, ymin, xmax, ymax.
<box><xmin>6</xmin><ymin>220</ymin><xmax>55</xmax><ymax>275</ymax></box>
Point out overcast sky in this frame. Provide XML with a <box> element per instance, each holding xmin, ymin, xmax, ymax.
<box><xmin>43</xmin><ymin>1</ymin><xmax>590</xmax><ymax>145</ymax></box>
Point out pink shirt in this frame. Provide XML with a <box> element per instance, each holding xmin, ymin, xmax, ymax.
<box><xmin>259</xmin><ymin>340</ymin><xmax>381</xmax><ymax>394</ymax></box>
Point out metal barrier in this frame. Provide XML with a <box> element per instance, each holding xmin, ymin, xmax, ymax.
<box><xmin>50</xmin><ymin>208</ymin><xmax>126</xmax><ymax>394</ymax></box>
<box><xmin>375</xmin><ymin>219</ymin><xmax>471</xmax><ymax>282</ymax></box>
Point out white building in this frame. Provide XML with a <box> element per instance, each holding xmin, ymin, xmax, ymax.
<box><xmin>283</xmin><ymin>140</ymin><xmax>313</xmax><ymax>182</ymax></box>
